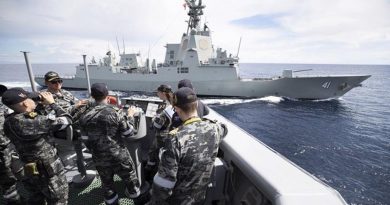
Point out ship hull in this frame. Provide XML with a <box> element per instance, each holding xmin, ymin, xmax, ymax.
<box><xmin>34</xmin><ymin>74</ymin><xmax>370</xmax><ymax>100</ymax></box>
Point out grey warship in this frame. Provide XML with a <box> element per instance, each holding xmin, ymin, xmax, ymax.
<box><xmin>35</xmin><ymin>0</ymin><xmax>370</xmax><ymax>100</ymax></box>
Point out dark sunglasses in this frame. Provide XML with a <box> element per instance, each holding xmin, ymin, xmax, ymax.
<box><xmin>50</xmin><ymin>80</ymin><xmax>63</xmax><ymax>84</ymax></box>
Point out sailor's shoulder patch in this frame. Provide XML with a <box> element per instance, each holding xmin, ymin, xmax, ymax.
<box><xmin>202</xmin><ymin>117</ymin><xmax>217</xmax><ymax>124</ymax></box>
<box><xmin>169</xmin><ymin>128</ymin><xmax>179</xmax><ymax>136</ymax></box>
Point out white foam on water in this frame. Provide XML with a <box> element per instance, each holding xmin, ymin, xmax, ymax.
<box><xmin>311</xmin><ymin>97</ymin><xmax>341</xmax><ymax>102</ymax></box>
<box><xmin>202</xmin><ymin>98</ymin><xmax>246</xmax><ymax>105</ymax></box>
<box><xmin>0</xmin><ymin>81</ymin><xmax>42</xmax><ymax>90</ymax></box>
<box><xmin>281</xmin><ymin>96</ymin><xmax>341</xmax><ymax>102</ymax></box>
<box><xmin>202</xmin><ymin>96</ymin><xmax>284</xmax><ymax>105</ymax></box>
<box><xmin>258</xmin><ymin>96</ymin><xmax>284</xmax><ymax>103</ymax></box>
<box><xmin>108</xmin><ymin>90</ymin><xmax>128</xmax><ymax>97</ymax></box>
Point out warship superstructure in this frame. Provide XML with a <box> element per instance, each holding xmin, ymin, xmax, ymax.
<box><xmin>35</xmin><ymin>0</ymin><xmax>370</xmax><ymax>100</ymax></box>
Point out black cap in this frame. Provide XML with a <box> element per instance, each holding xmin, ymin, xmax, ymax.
<box><xmin>178</xmin><ymin>79</ymin><xmax>193</xmax><ymax>89</ymax></box>
<box><xmin>1</xmin><ymin>88</ymin><xmax>41</xmax><ymax>107</ymax></box>
<box><xmin>91</xmin><ymin>83</ymin><xmax>109</xmax><ymax>98</ymax></box>
<box><xmin>0</xmin><ymin>84</ymin><xmax>7</xmax><ymax>97</ymax></box>
<box><xmin>44</xmin><ymin>71</ymin><xmax>61</xmax><ymax>82</ymax></box>
<box><xmin>173</xmin><ymin>87</ymin><xmax>197</xmax><ymax>106</ymax></box>
<box><xmin>156</xmin><ymin>84</ymin><xmax>172</xmax><ymax>93</ymax></box>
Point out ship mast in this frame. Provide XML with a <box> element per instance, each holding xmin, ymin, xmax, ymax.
<box><xmin>185</xmin><ymin>0</ymin><xmax>205</xmax><ymax>34</ymax></box>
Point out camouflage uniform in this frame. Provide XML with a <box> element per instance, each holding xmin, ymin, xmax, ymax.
<box><xmin>150</xmin><ymin>117</ymin><xmax>227</xmax><ymax>205</ymax></box>
<box><xmin>40</xmin><ymin>88</ymin><xmax>78</xmax><ymax>113</ymax></box>
<box><xmin>69</xmin><ymin>101</ymin><xmax>94</xmax><ymax>175</ymax></box>
<box><xmin>3</xmin><ymin>103</ymin><xmax>70</xmax><ymax>205</ymax></box>
<box><xmin>79</xmin><ymin>102</ymin><xmax>141</xmax><ymax>202</ymax></box>
<box><xmin>39</xmin><ymin>88</ymin><xmax>79</xmax><ymax>170</ymax></box>
<box><xmin>146</xmin><ymin>103</ymin><xmax>174</xmax><ymax>173</ymax></box>
<box><xmin>170</xmin><ymin>100</ymin><xmax>209</xmax><ymax>130</ymax></box>
<box><xmin>36</xmin><ymin>88</ymin><xmax>77</xmax><ymax>141</ymax></box>
<box><xmin>0</xmin><ymin>102</ymin><xmax>22</xmax><ymax>204</ymax></box>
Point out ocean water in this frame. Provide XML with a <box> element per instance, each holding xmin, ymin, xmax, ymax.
<box><xmin>0</xmin><ymin>63</ymin><xmax>389</xmax><ymax>205</ymax></box>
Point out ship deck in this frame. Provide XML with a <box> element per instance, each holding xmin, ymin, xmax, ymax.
<box><xmin>0</xmin><ymin>173</ymin><xmax>137</xmax><ymax>205</ymax></box>
<box><xmin>68</xmin><ymin>175</ymin><xmax>136</xmax><ymax>205</ymax></box>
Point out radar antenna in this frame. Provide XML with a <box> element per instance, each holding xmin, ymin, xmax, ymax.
<box><xmin>185</xmin><ymin>0</ymin><xmax>205</xmax><ymax>34</ymax></box>
<box><xmin>236</xmin><ymin>37</ymin><xmax>242</xmax><ymax>57</ymax></box>
<box><xmin>122</xmin><ymin>37</ymin><xmax>126</xmax><ymax>54</ymax></box>
<box><xmin>116</xmin><ymin>36</ymin><xmax>121</xmax><ymax>56</ymax></box>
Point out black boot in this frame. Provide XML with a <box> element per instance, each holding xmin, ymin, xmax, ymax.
<box><xmin>3</xmin><ymin>188</ymin><xmax>23</xmax><ymax>205</ymax></box>
<box><xmin>125</xmin><ymin>187</ymin><xmax>151</xmax><ymax>205</ymax></box>
<box><xmin>104</xmin><ymin>190</ymin><xmax>119</xmax><ymax>205</ymax></box>
<box><xmin>132</xmin><ymin>191</ymin><xmax>151</xmax><ymax>205</ymax></box>
<box><xmin>144</xmin><ymin>163</ymin><xmax>157</xmax><ymax>184</ymax></box>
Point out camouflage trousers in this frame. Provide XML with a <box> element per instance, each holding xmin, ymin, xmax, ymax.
<box><xmin>0</xmin><ymin>146</ymin><xmax>23</xmax><ymax>204</ymax></box>
<box><xmin>22</xmin><ymin>157</ymin><xmax>68</xmax><ymax>205</ymax></box>
<box><xmin>169</xmin><ymin>192</ymin><xmax>207</xmax><ymax>205</ymax></box>
<box><xmin>147</xmin><ymin>132</ymin><xmax>169</xmax><ymax>166</ymax></box>
<box><xmin>146</xmin><ymin>132</ymin><xmax>170</xmax><ymax>182</ymax></box>
<box><xmin>149</xmin><ymin>188</ymin><xmax>207</xmax><ymax>205</ymax></box>
<box><xmin>92</xmin><ymin>147</ymin><xmax>141</xmax><ymax>197</ymax></box>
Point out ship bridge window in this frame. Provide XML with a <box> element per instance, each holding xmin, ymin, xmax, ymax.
<box><xmin>177</xmin><ymin>67</ymin><xmax>189</xmax><ymax>73</ymax></box>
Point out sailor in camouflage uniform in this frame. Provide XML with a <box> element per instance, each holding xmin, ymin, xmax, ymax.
<box><xmin>40</xmin><ymin>71</ymin><xmax>89</xmax><ymax>176</ymax></box>
<box><xmin>170</xmin><ymin>79</ymin><xmax>210</xmax><ymax>130</ymax></box>
<box><xmin>78</xmin><ymin>83</ymin><xmax>147</xmax><ymax>205</ymax></box>
<box><xmin>0</xmin><ymin>85</ymin><xmax>23</xmax><ymax>205</ymax></box>
<box><xmin>150</xmin><ymin>87</ymin><xmax>227</xmax><ymax>205</ymax></box>
<box><xmin>40</xmin><ymin>71</ymin><xmax>78</xmax><ymax>113</ymax></box>
<box><xmin>145</xmin><ymin>84</ymin><xmax>175</xmax><ymax>182</ymax></box>
<box><xmin>2</xmin><ymin>88</ymin><xmax>70</xmax><ymax>205</ymax></box>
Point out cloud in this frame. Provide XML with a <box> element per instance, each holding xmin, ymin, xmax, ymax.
<box><xmin>231</xmin><ymin>14</ymin><xmax>286</xmax><ymax>29</ymax></box>
<box><xmin>0</xmin><ymin>0</ymin><xmax>389</xmax><ymax>64</ymax></box>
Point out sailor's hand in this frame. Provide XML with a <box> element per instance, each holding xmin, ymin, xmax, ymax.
<box><xmin>75</xmin><ymin>99</ymin><xmax>88</xmax><ymax>108</ymax></box>
<box><xmin>40</xmin><ymin>92</ymin><xmax>55</xmax><ymax>105</ymax></box>
<box><xmin>127</xmin><ymin>106</ymin><xmax>137</xmax><ymax>117</ymax></box>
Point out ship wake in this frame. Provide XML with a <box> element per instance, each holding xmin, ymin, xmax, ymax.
<box><xmin>202</xmin><ymin>96</ymin><xmax>284</xmax><ymax>105</ymax></box>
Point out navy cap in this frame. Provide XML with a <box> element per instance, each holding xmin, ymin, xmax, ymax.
<box><xmin>178</xmin><ymin>79</ymin><xmax>193</xmax><ymax>89</ymax></box>
<box><xmin>1</xmin><ymin>88</ymin><xmax>41</xmax><ymax>107</ymax></box>
<box><xmin>173</xmin><ymin>87</ymin><xmax>197</xmax><ymax>106</ymax></box>
<box><xmin>0</xmin><ymin>84</ymin><xmax>7</xmax><ymax>97</ymax></box>
<box><xmin>91</xmin><ymin>83</ymin><xmax>109</xmax><ymax>98</ymax></box>
<box><xmin>44</xmin><ymin>71</ymin><xmax>61</xmax><ymax>82</ymax></box>
<box><xmin>157</xmin><ymin>84</ymin><xmax>172</xmax><ymax>93</ymax></box>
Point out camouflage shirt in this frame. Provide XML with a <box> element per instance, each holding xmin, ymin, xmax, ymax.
<box><xmin>41</xmin><ymin>88</ymin><xmax>78</xmax><ymax>113</ymax></box>
<box><xmin>3</xmin><ymin>103</ymin><xmax>71</xmax><ymax>163</ymax></box>
<box><xmin>0</xmin><ymin>101</ymin><xmax>10</xmax><ymax>151</ymax></box>
<box><xmin>170</xmin><ymin>100</ymin><xmax>210</xmax><ymax>130</ymax></box>
<box><xmin>79</xmin><ymin>102</ymin><xmax>136</xmax><ymax>166</ymax></box>
<box><xmin>152</xmin><ymin>104</ymin><xmax>174</xmax><ymax>140</ymax></box>
<box><xmin>147</xmin><ymin>104</ymin><xmax>174</xmax><ymax>166</ymax></box>
<box><xmin>150</xmin><ymin>117</ymin><xmax>227</xmax><ymax>205</ymax></box>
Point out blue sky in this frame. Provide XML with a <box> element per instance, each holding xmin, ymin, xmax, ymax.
<box><xmin>0</xmin><ymin>0</ymin><xmax>389</xmax><ymax>64</ymax></box>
